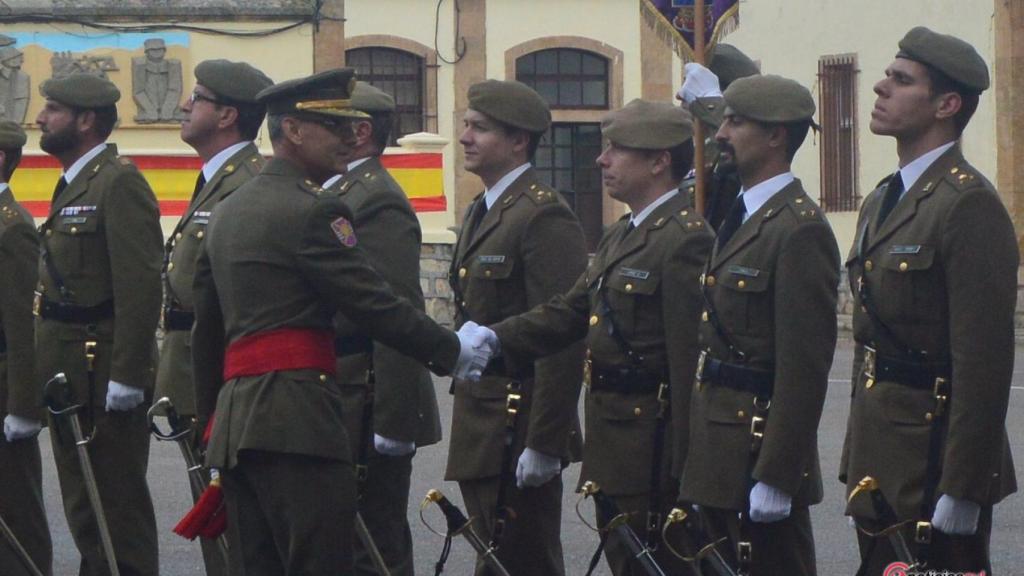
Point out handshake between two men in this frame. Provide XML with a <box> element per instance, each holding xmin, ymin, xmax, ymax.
<box><xmin>452</xmin><ymin>321</ymin><xmax>560</xmax><ymax>489</ymax></box>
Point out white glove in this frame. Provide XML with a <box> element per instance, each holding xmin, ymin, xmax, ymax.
<box><xmin>516</xmin><ymin>447</ymin><xmax>561</xmax><ymax>489</ymax></box>
<box><xmin>931</xmin><ymin>494</ymin><xmax>980</xmax><ymax>535</ymax></box>
<box><xmin>105</xmin><ymin>380</ymin><xmax>145</xmax><ymax>412</ymax></box>
<box><xmin>677</xmin><ymin>63</ymin><xmax>723</xmax><ymax>104</ymax></box>
<box><xmin>454</xmin><ymin>321</ymin><xmax>498</xmax><ymax>381</ymax></box>
<box><xmin>4</xmin><ymin>414</ymin><xmax>42</xmax><ymax>441</ymax></box>
<box><xmin>748</xmin><ymin>481</ymin><xmax>792</xmax><ymax>523</ymax></box>
<box><xmin>374</xmin><ymin>433</ymin><xmax>416</xmax><ymax>456</ymax></box>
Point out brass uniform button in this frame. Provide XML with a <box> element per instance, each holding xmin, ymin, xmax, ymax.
<box><xmin>865</xmin><ymin>378</ymin><xmax>874</xmax><ymax>389</ymax></box>
<box><xmin>795</xmin><ymin>198</ymin><xmax>804</xmax><ymax>204</ymax></box>
<box><xmin>864</xmin><ymin>260</ymin><xmax>873</xmax><ymax>272</ymax></box>
<box><xmin>197</xmin><ymin>230</ymin><xmax>204</xmax><ymax>239</ymax></box>
<box><xmin>319</xmin><ymin>374</ymin><xmax>328</xmax><ymax>382</ymax></box>
<box><xmin>589</xmin><ymin>315</ymin><xmax>599</xmax><ymax>326</ymax></box>
<box><xmin>680</xmin><ymin>210</ymin><xmax>689</xmax><ymax>216</ymax></box>
<box><xmin>46</xmin><ymin>229</ymin><xmax>53</xmax><ymax>237</ymax></box>
<box><xmin>701</xmin><ymin>311</ymin><xmax>709</xmax><ymax>322</ymax></box>
<box><xmin>625</xmin><ymin>283</ymin><xmax>633</xmax><ymax>292</ymax></box>
<box><xmin>705</xmin><ymin>275</ymin><xmax>716</xmax><ymax>287</ymax></box>
<box><xmin>899</xmin><ymin>261</ymin><xmax>908</xmax><ymax>272</ymax></box>
<box><xmin>167</xmin><ymin>262</ymin><xmax>174</xmax><ymax>271</ymax></box>
<box><xmin>176</xmin><ymin>232</ymin><xmax>183</xmax><ymax>240</ymax></box>
<box><xmin>737</xmin><ymin>410</ymin><xmax>746</xmax><ymax>419</ymax></box>
<box><xmin>634</xmin><ymin>407</ymin><xmax>642</xmax><ymax>416</ymax></box>
<box><xmin>458</xmin><ymin>267</ymin><xmax>467</xmax><ymax>278</ymax></box>
<box><xmin>484</xmin><ymin>269</ymin><xmax>492</xmax><ymax>277</ymax></box>
<box><xmin>925</xmin><ymin>412</ymin><xmax>933</xmax><ymax>422</ymax></box>
<box><xmin>737</xmin><ymin>280</ymin><xmax>746</xmax><ymax>289</ymax></box>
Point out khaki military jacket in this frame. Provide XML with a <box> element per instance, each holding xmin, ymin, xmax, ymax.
<box><xmin>35</xmin><ymin>144</ymin><xmax>163</xmax><ymax>404</ymax></box>
<box><xmin>493</xmin><ymin>192</ymin><xmax>712</xmax><ymax>495</ymax></box>
<box><xmin>680</xmin><ymin>179</ymin><xmax>839</xmax><ymax>511</ymax></box>
<box><xmin>445</xmin><ymin>168</ymin><xmax>587</xmax><ymax>481</ymax></box>
<box><xmin>329</xmin><ymin>157</ymin><xmax>442</xmax><ymax>447</ymax></box>
<box><xmin>840</xmin><ymin>146</ymin><xmax>1017</xmax><ymax>520</ymax></box>
<box><xmin>192</xmin><ymin>158</ymin><xmax>459</xmax><ymax>469</ymax></box>
<box><xmin>0</xmin><ymin>187</ymin><xmax>39</xmax><ymax>420</ymax></box>
<box><xmin>155</xmin><ymin>142</ymin><xmax>264</xmax><ymax>416</ymax></box>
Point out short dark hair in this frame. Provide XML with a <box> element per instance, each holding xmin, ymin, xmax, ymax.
<box><xmin>0</xmin><ymin>147</ymin><xmax>22</xmax><ymax>181</ymax></box>
<box><xmin>782</xmin><ymin>120</ymin><xmax>811</xmax><ymax>162</ymax></box>
<box><xmin>231</xmin><ymin>101</ymin><xmax>267</xmax><ymax>141</ymax></box>
<box><xmin>667</xmin><ymin>139</ymin><xmax>695</xmax><ymax>181</ymax></box>
<box><xmin>494</xmin><ymin>119</ymin><xmax>544</xmax><ymax>162</ymax></box>
<box><xmin>85</xmin><ymin>105</ymin><xmax>118</xmax><ymax>140</ymax></box>
<box><xmin>365</xmin><ymin>111</ymin><xmax>394</xmax><ymax>154</ymax></box>
<box><xmin>923</xmin><ymin>65</ymin><xmax>979</xmax><ymax>136</ymax></box>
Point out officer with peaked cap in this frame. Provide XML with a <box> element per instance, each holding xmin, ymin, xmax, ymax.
<box><xmin>190</xmin><ymin>67</ymin><xmax>490</xmax><ymax>575</ymax></box>
<box><xmin>677</xmin><ymin>43</ymin><xmax>761</xmax><ymax>231</ymax></box>
<box><xmin>475</xmin><ymin>99</ymin><xmax>713</xmax><ymax>575</ymax></box>
<box><xmin>320</xmin><ymin>81</ymin><xmax>441</xmax><ymax>576</ymax></box>
<box><xmin>35</xmin><ymin>72</ymin><xmax>164</xmax><ymax>576</ymax></box>
<box><xmin>0</xmin><ymin>120</ymin><xmax>52</xmax><ymax>576</ymax></box>
<box><xmin>447</xmin><ymin>79</ymin><xmax>587</xmax><ymax>576</ymax></box>
<box><xmin>157</xmin><ymin>58</ymin><xmax>273</xmax><ymax>576</ymax></box>
<box><xmin>841</xmin><ymin>27</ymin><xmax>1016</xmax><ymax>574</ymax></box>
<box><xmin>679</xmin><ymin>74</ymin><xmax>839</xmax><ymax>575</ymax></box>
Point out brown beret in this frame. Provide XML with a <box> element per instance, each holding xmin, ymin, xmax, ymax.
<box><xmin>602</xmin><ymin>99</ymin><xmax>693</xmax><ymax>150</ymax></box>
<box><xmin>351</xmin><ymin>81</ymin><xmax>395</xmax><ymax>113</ymax></box>
<box><xmin>41</xmin><ymin>73</ymin><xmax>121</xmax><ymax>108</ymax></box>
<box><xmin>0</xmin><ymin>120</ymin><xmax>26</xmax><ymax>149</ymax></box>
<box><xmin>709</xmin><ymin>44</ymin><xmax>760</xmax><ymax>89</ymax></box>
<box><xmin>723</xmin><ymin>74</ymin><xmax>815</xmax><ymax>123</ymax></box>
<box><xmin>256</xmin><ymin>68</ymin><xmax>369</xmax><ymax>119</ymax></box>
<box><xmin>897</xmin><ymin>26</ymin><xmax>989</xmax><ymax>93</ymax></box>
<box><xmin>468</xmin><ymin>79</ymin><xmax>550</xmax><ymax>134</ymax></box>
<box><xmin>195</xmin><ymin>59</ymin><xmax>274</xmax><ymax>104</ymax></box>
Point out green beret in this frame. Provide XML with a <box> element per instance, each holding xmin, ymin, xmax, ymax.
<box><xmin>897</xmin><ymin>26</ymin><xmax>989</xmax><ymax>93</ymax></box>
<box><xmin>0</xmin><ymin>120</ymin><xmax>26</xmax><ymax>149</ymax></box>
<box><xmin>195</xmin><ymin>59</ymin><xmax>274</xmax><ymax>104</ymax></box>
<box><xmin>723</xmin><ymin>74</ymin><xmax>815</xmax><ymax>123</ymax></box>
<box><xmin>256</xmin><ymin>67</ymin><xmax>368</xmax><ymax>119</ymax></box>
<box><xmin>41</xmin><ymin>73</ymin><xmax>121</xmax><ymax>108</ymax></box>
<box><xmin>708</xmin><ymin>44</ymin><xmax>759</xmax><ymax>89</ymax></box>
<box><xmin>351</xmin><ymin>81</ymin><xmax>395</xmax><ymax>113</ymax></box>
<box><xmin>602</xmin><ymin>99</ymin><xmax>693</xmax><ymax>150</ymax></box>
<box><xmin>468</xmin><ymin>80</ymin><xmax>550</xmax><ymax>134</ymax></box>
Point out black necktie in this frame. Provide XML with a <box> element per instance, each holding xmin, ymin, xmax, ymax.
<box><xmin>191</xmin><ymin>173</ymin><xmax>207</xmax><ymax>203</ymax></box>
<box><xmin>716</xmin><ymin>196</ymin><xmax>746</xmax><ymax>250</ymax></box>
<box><xmin>876</xmin><ymin>172</ymin><xmax>904</xmax><ymax>226</ymax></box>
<box><xmin>51</xmin><ymin>177</ymin><xmax>67</xmax><ymax>205</ymax></box>
<box><xmin>624</xmin><ymin>221</ymin><xmax>636</xmax><ymax>236</ymax></box>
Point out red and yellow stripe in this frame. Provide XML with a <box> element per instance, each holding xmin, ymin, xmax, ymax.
<box><xmin>11</xmin><ymin>152</ymin><xmax>447</xmax><ymax>217</ymax></box>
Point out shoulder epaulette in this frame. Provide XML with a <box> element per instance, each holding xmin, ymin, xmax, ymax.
<box><xmin>944</xmin><ymin>163</ymin><xmax>981</xmax><ymax>191</ymax></box>
<box><xmin>670</xmin><ymin>205</ymin><xmax>708</xmax><ymax>233</ymax></box>
<box><xmin>524</xmin><ymin>182</ymin><xmax>559</xmax><ymax>205</ymax></box>
<box><xmin>300</xmin><ymin>178</ymin><xmax>325</xmax><ymax>196</ymax></box>
<box><xmin>0</xmin><ymin>202</ymin><xmax>19</xmax><ymax>225</ymax></box>
<box><xmin>785</xmin><ymin>195</ymin><xmax>822</xmax><ymax>221</ymax></box>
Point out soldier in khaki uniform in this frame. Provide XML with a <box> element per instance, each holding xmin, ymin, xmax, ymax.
<box><xmin>447</xmin><ymin>79</ymin><xmax>587</xmax><ymax>576</ymax></box>
<box><xmin>34</xmin><ymin>74</ymin><xmax>163</xmax><ymax>576</ymax></box>
<box><xmin>156</xmin><ymin>59</ymin><xmax>272</xmax><ymax>576</ymax></box>
<box><xmin>0</xmin><ymin>120</ymin><xmax>52</xmax><ymax>576</ymax></box>
<box><xmin>320</xmin><ymin>82</ymin><xmax>441</xmax><ymax>576</ymax></box>
<box><xmin>477</xmin><ymin>100</ymin><xmax>713</xmax><ymax>575</ymax></box>
<box><xmin>676</xmin><ymin>44</ymin><xmax>759</xmax><ymax>230</ymax></box>
<box><xmin>840</xmin><ymin>28</ymin><xmax>1017</xmax><ymax>574</ymax></box>
<box><xmin>678</xmin><ymin>75</ymin><xmax>839</xmax><ymax>575</ymax></box>
<box><xmin>191</xmin><ymin>68</ymin><xmax>488</xmax><ymax>576</ymax></box>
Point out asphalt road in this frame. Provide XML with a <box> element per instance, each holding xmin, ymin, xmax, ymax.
<box><xmin>40</xmin><ymin>336</ymin><xmax>1024</xmax><ymax>575</ymax></box>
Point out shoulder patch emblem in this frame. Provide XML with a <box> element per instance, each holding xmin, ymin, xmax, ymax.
<box><xmin>331</xmin><ymin>216</ymin><xmax>358</xmax><ymax>247</ymax></box>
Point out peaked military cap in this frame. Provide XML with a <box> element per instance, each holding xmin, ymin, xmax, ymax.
<box><xmin>602</xmin><ymin>99</ymin><xmax>693</xmax><ymax>150</ymax></box>
<box><xmin>351</xmin><ymin>81</ymin><xmax>395</xmax><ymax>113</ymax></box>
<box><xmin>0</xmin><ymin>120</ymin><xmax>26</xmax><ymax>149</ymax></box>
<box><xmin>709</xmin><ymin>44</ymin><xmax>760</xmax><ymax>89</ymax></box>
<box><xmin>41</xmin><ymin>73</ymin><xmax>121</xmax><ymax>108</ymax></box>
<box><xmin>468</xmin><ymin>79</ymin><xmax>551</xmax><ymax>134</ymax></box>
<box><xmin>195</xmin><ymin>59</ymin><xmax>274</xmax><ymax>104</ymax></box>
<box><xmin>723</xmin><ymin>74</ymin><xmax>815</xmax><ymax>123</ymax></box>
<box><xmin>897</xmin><ymin>26</ymin><xmax>989</xmax><ymax>93</ymax></box>
<box><xmin>256</xmin><ymin>68</ymin><xmax>369</xmax><ymax>119</ymax></box>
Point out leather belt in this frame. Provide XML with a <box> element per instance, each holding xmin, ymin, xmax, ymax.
<box><xmin>863</xmin><ymin>346</ymin><xmax>951</xmax><ymax>390</ymax></box>
<box><xmin>482</xmin><ymin>356</ymin><xmax>533</xmax><ymax>380</ymax></box>
<box><xmin>589</xmin><ymin>365</ymin><xmax>665</xmax><ymax>395</ymax></box>
<box><xmin>33</xmin><ymin>293</ymin><xmax>114</xmax><ymax>324</ymax></box>
<box><xmin>161</xmin><ymin>306</ymin><xmax>195</xmax><ymax>332</ymax></box>
<box><xmin>0</xmin><ymin>331</ymin><xmax>6</xmax><ymax>353</ymax></box>
<box><xmin>334</xmin><ymin>334</ymin><xmax>374</xmax><ymax>357</ymax></box>
<box><xmin>224</xmin><ymin>328</ymin><xmax>335</xmax><ymax>381</ymax></box>
<box><xmin>697</xmin><ymin>350</ymin><xmax>774</xmax><ymax>398</ymax></box>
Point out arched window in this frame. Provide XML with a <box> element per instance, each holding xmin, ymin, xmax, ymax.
<box><xmin>516</xmin><ymin>48</ymin><xmax>609</xmax><ymax>110</ymax></box>
<box><xmin>346</xmin><ymin>47</ymin><xmax>424</xmax><ymax>145</ymax></box>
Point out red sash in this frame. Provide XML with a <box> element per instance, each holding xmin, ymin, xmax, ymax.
<box><xmin>223</xmin><ymin>328</ymin><xmax>335</xmax><ymax>381</ymax></box>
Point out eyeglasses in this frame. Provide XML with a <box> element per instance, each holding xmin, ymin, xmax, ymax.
<box><xmin>187</xmin><ymin>91</ymin><xmax>221</xmax><ymax>106</ymax></box>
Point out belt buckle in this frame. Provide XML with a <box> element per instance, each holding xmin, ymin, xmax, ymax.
<box><xmin>914</xmin><ymin>521</ymin><xmax>932</xmax><ymax>544</ymax></box>
<box><xmin>932</xmin><ymin>377</ymin><xmax>948</xmax><ymax>417</ymax></box>
<box><xmin>863</xmin><ymin>345</ymin><xmax>877</xmax><ymax>387</ymax></box>
<box><xmin>32</xmin><ymin>291</ymin><xmax>42</xmax><ymax>317</ymax></box>
<box><xmin>737</xmin><ymin>540</ymin><xmax>752</xmax><ymax>564</ymax></box>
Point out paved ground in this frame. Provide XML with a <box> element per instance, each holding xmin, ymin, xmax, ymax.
<box><xmin>40</xmin><ymin>336</ymin><xmax>1024</xmax><ymax>575</ymax></box>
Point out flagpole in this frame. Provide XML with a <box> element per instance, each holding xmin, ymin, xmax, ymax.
<box><xmin>692</xmin><ymin>0</ymin><xmax>707</xmax><ymax>215</ymax></box>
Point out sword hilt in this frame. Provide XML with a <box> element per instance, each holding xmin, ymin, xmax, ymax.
<box><xmin>148</xmin><ymin>397</ymin><xmax>194</xmax><ymax>441</ymax></box>
<box><xmin>43</xmin><ymin>373</ymin><xmax>81</xmax><ymax>416</ymax></box>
